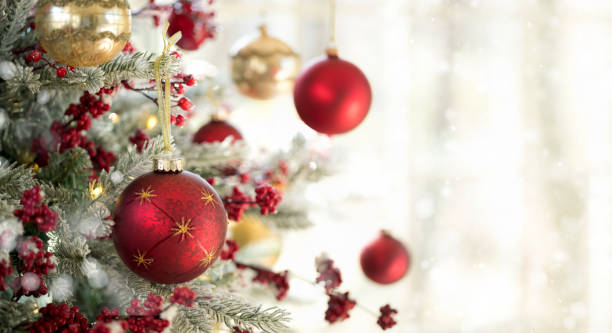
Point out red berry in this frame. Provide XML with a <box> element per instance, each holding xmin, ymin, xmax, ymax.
<box><xmin>26</xmin><ymin>50</ymin><xmax>41</xmax><ymax>62</ymax></box>
<box><xmin>184</xmin><ymin>75</ymin><xmax>196</xmax><ymax>86</ymax></box>
<box><xmin>56</xmin><ymin>67</ymin><xmax>67</xmax><ymax>78</ymax></box>
<box><xmin>177</xmin><ymin>97</ymin><xmax>192</xmax><ymax>111</ymax></box>
<box><xmin>175</xmin><ymin>114</ymin><xmax>185</xmax><ymax>126</ymax></box>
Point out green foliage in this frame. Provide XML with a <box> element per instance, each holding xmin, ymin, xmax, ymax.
<box><xmin>0</xmin><ymin>299</ymin><xmax>39</xmax><ymax>333</ymax></box>
<box><xmin>0</xmin><ymin>162</ymin><xmax>36</xmax><ymax>201</ymax></box>
<box><xmin>0</xmin><ymin>0</ymin><xmax>36</xmax><ymax>59</ymax></box>
<box><xmin>38</xmin><ymin>148</ymin><xmax>93</xmax><ymax>191</ymax></box>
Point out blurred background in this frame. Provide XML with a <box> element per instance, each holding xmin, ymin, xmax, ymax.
<box><xmin>133</xmin><ymin>0</ymin><xmax>611</xmax><ymax>332</ymax></box>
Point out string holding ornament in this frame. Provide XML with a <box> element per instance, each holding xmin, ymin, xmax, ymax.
<box><xmin>112</xmin><ymin>24</ymin><xmax>228</xmax><ymax>284</ymax></box>
<box><xmin>293</xmin><ymin>0</ymin><xmax>372</xmax><ymax>135</ymax></box>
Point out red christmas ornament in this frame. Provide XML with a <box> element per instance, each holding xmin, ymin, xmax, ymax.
<box><xmin>168</xmin><ymin>0</ymin><xmax>216</xmax><ymax>51</ymax></box>
<box><xmin>113</xmin><ymin>164</ymin><xmax>227</xmax><ymax>284</ymax></box>
<box><xmin>360</xmin><ymin>231</ymin><xmax>410</xmax><ymax>285</ymax></box>
<box><xmin>193</xmin><ymin>117</ymin><xmax>243</xmax><ymax>144</ymax></box>
<box><xmin>293</xmin><ymin>50</ymin><xmax>371</xmax><ymax>135</ymax></box>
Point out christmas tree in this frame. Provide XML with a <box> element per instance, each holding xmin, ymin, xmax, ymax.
<box><xmin>0</xmin><ymin>0</ymin><xmax>402</xmax><ymax>332</ymax></box>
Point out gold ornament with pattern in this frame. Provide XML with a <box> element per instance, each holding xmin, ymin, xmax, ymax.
<box><xmin>34</xmin><ymin>0</ymin><xmax>131</xmax><ymax>67</ymax></box>
<box><xmin>230</xmin><ymin>25</ymin><xmax>300</xmax><ymax>100</ymax></box>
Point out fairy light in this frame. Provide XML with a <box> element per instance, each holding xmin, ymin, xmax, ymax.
<box><xmin>146</xmin><ymin>115</ymin><xmax>158</xmax><ymax>129</ymax></box>
<box><xmin>89</xmin><ymin>181</ymin><xmax>103</xmax><ymax>200</ymax></box>
<box><xmin>108</xmin><ymin>112</ymin><xmax>120</xmax><ymax>123</ymax></box>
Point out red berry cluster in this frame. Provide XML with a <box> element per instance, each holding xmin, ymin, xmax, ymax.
<box><xmin>13</xmin><ymin>236</ymin><xmax>55</xmax><ymax>298</ymax></box>
<box><xmin>129</xmin><ymin>129</ymin><xmax>150</xmax><ymax>153</ymax></box>
<box><xmin>0</xmin><ymin>260</ymin><xmax>13</xmax><ymax>291</ymax></box>
<box><xmin>232</xmin><ymin>328</ymin><xmax>251</xmax><ymax>333</ymax></box>
<box><xmin>13</xmin><ymin>186</ymin><xmax>58</xmax><ymax>232</ymax></box>
<box><xmin>250</xmin><ymin>267</ymin><xmax>289</xmax><ymax>301</ymax></box>
<box><xmin>122</xmin><ymin>41</ymin><xmax>135</xmax><ymax>53</ymax></box>
<box><xmin>315</xmin><ymin>256</ymin><xmax>342</xmax><ymax>293</ymax></box>
<box><xmin>223</xmin><ymin>185</ymin><xmax>282</xmax><ymax>221</ymax></box>
<box><xmin>169</xmin><ymin>286</ymin><xmax>196</xmax><ymax>307</ymax></box>
<box><xmin>49</xmin><ymin>91</ymin><xmax>116</xmax><ymax>172</ymax></box>
<box><xmin>96</xmin><ymin>308</ymin><xmax>122</xmax><ymax>323</ymax></box>
<box><xmin>220</xmin><ymin>239</ymin><xmax>239</xmax><ymax>261</ymax></box>
<box><xmin>167</xmin><ymin>0</ymin><xmax>217</xmax><ymax>51</ymax></box>
<box><xmin>126</xmin><ymin>294</ymin><xmax>169</xmax><ymax>333</ymax></box>
<box><xmin>31</xmin><ymin>138</ymin><xmax>50</xmax><ymax>167</ymax></box>
<box><xmin>377</xmin><ymin>304</ymin><xmax>398</xmax><ymax>330</ymax></box>
<box><xmin>29</xmin><ymin>303</ymin><xmax>89</xmax><ymax>333</ymax></box>
<box><xmin>254</xmin><ymin>185</ymin><xmax>281</xmax><ymax>215</ymax></box>
<box><xmin>26</xmin><ymin>49</ymin><xmax>41</xmax><ymax>63</ymax></box>
<box><xmin>223</xmin><ymin>187</ymin><xmax>253</xmax><ymax>221</ymax></box>
<box><xmin>324</xmin><ymin>292</ymin><xmax>356</xmax><ymax>324</ymax></box>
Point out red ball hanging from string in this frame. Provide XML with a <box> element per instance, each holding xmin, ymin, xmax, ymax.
<box><xmin>167</xmin><ymin>0</ymin><xmax>216</xmax><ymax>51</ymax></box>
<box><xmin>113</xmin><ymin>24</ymin><xmax>227</xmax><ymax>284</ymax></box>
<box><xmin>113</xmin><ymin>160</ymin><xmax>227</xmax><ymax>284</ymax></box>
<box><xmin>293</xmin><ymin>0</ymin><xmax>372</xmax><ymax>135</ymax></box>
<box><xmin>293</xmin><ymin>48</ymin><xmax>371</xmax><ymax>135</ymax></box>
<box><xmin>360</xmin><ymin>231</ymin><xmax>410</xmax><ymax>285</ymax></box>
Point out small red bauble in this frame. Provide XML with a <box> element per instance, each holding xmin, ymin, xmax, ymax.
<box><xmin>293</xmin><ymin>51</ymin><xmax>372</xmax><ymax>135</ymax></box>
<box><xmin>113</xmin><ymin>170</ymin><xmax>227</xmax><ymax>284</ymax></box>
<box><xmin>193</xmin><ymin>119</ymin><xmax>242</xmax><ymax>144</ymax></box>
<box><xmin>360</xmin><ymin>231</ymin><xmax>410</xmax><ymax>285</ymax></box>
<box><xmin>168</xmin><ymin>0</ymin><xmax>215</xmax><ymax>51</ymax></box>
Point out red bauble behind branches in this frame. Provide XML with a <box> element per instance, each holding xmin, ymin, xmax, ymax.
<box><xmin>360</xmin><ymin>231</ymin><xmax>410</xmax><ymax>285</ymax></box>
<box><xmin>193</xmin><ymin>119</ymin><xmax>243</xmax><ymax>144</ymax></box>
<box><xmin>293</xmin><ymin>52</ymin><xmax>372</xmax><ymax>135</ymax></box>
<box><xmin>113</xmin><ymin>171</ymin><xmax>227</xmax><ymax>284</ymax></box>
<box><xmin>168</xmin><ymin>0</ymin><xmax>216</xmax><ymax>51</ymax></box>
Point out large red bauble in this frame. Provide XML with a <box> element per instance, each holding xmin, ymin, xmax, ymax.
<box><xmin>360</xmin><ymin>231</ymin><xmax>410</xmax><ymax>285</ymax></box>
<box><xmin>113</xmin><ymin>171</ymin><xmax>227</xmax><ymax>284</ymax></box>
<box><xmin>168</xmin><ymin>0</ymin><xmax>215</xmax><ymax>51</ymax></box>
<box><xmin>293</xmin><ymin>53</ymin><xmax>372</xmax><ymax>135</ymax></box>
<box><xmin>193</xmin><ymin>119</ymin><xmax>243</xmax><ymax>144</ymax></box>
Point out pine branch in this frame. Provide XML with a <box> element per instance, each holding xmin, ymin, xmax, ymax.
<box><xmin>0</xmin><ymin>0</ymin><xmax>36</xmax><ymax>59</ymax></box>
<box><xmin>0</xmin><ymin>162</ymin><xmax>37</xmax><ymax>201</ymax></box>
<box><xmin>99</xmin><ymin>52</ymin><xmax>181</xmax><ymax>86</ymax></box>
<box><xmin>0</xmin><ymin>298</ymin><xmax>39</xmax><ymax>333</ymax></box>
<box><xmin>172</xmin><ymin>307</ymin><xmax>213</xmax><ymax>333</ymax></box>
<box><xmin>97</xmin><ymin>136</ymin><xmax>168</xmax><ymax>210</ymax></box>
<box><xmin>38</xmin><ymin>148</ymin><xmax>93</xmax><ymax>191</ymax></box>
<box><xmin>189</xmin><ymin>286</ymin><xmax>290</xmax><ymax>333</ymax></box>
<box><xmin>48</xmin><ymin>220</ymin><xmax>91</xmax><ymax>278</ymax></box>
<box><xmin>177</xmin><ymin>136</ymin><xmax>247</xmax><ymax>176</ymax></box>
<box><xmin>260</xmin><ymin>207</ymin><xmax>313</xmax><ymax>230</ymax></box>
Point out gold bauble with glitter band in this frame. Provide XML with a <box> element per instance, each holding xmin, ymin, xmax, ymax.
<box><xmin>34</xmin><ymin>0</ymin><xmax>131</xmax><ymax>67</ymax></box>
<box><xmin>230</xmin><ymin>25</ymin><xmax>300</xmax><ymax>100</ymax></box>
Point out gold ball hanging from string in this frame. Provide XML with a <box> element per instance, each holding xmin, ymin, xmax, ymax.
<box><xmin>230</xmin><ymin>25</ymin><xmax>300</xmax><ymax>100</ymax></box>
<box><xmin>34</xmin><ymin>0</ymin><xmax>131</xmax><ymax>67</ymax></box>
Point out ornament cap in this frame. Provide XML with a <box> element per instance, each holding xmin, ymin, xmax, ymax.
<box><xmin>325</xmin><ymin>47</ymin><xmax>338</xmax><ymax>58</ymax></box>
<box><xmin>153</xmin><ymin>156</ymin><xmax>184</xmax><ymax>173</ymax></box>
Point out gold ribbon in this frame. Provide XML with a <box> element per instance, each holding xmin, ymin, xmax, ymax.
<box><xmin>154</xmin><ymin>22</ymin><xmax>182</xmax><ymax>152</ymax></box>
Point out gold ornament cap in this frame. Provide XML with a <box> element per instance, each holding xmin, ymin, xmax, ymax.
<box><xmin>153</xmin><ymin>156</ymin><xmax>183</xmax><ymax>173</ymax></box>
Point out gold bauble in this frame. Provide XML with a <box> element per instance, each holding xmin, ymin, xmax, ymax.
<box><xmin>34</xmin><ymin>0</ymin><xmax>131</xmax><ymax>67</ymax></box>
<box><xmin>230</xmin><ymin>25</ymin><xmax>300</xmax><ymax>100</ymax></box>
<box><xmin>230</xmin><ymin>214</ymin><xmax>282</xmax><ymax>268</ymax></box>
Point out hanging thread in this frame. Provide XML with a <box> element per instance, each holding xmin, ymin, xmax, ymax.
<box><xmin>329</xmin><ymin>0</ymin><xmax>336</xmax><ymax>43</ymax></box>
<box><xmin>154</xmin><ymin>22</ymin><xmax>182</xmax><ymax>152</ymax></box>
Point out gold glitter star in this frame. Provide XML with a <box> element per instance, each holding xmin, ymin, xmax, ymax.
<box><xmin>201</xmin><ymin>190</ymin><xmax>216</xmax><ymax>207</ymax></box>
<box><xmin>172</xmin><ymin>217</ymin><xmax>194</xmax><ymax>241</ymax></box>
<box><xmin>135</xmin><ymin>186</ymin><xmax>157</xmax><ymax>205</ymax></box>
<box><xmin>199</xmin><ymin>247</ymin><xmax>217</xmax><ymax>267</ymax></box>
<box><xmin>133</xmin><ymin>249</ymin><xmax>153</xmax><ymax>269</ymax></box>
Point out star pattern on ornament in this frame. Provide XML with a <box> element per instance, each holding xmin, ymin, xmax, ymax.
<box><xmin>133</xmin><ymin>249</ymin><xmax>153</xmax><ymax>269</ymax></box>
<box><xmin>201</xmin><ymin>190</ymin><xmax>217</xmax><ymax>207</ymax></box>
<box><xmin>172</xmin><ymin>217</ymin><xmax>194</xmax><ymax>242</ymax></box>
<box><xmin>135</xmin><ymin>186</ymin><xmax>157</xmax><ymax>205</ymax></box>
<box><xmin>199</xmin><ymin>247</ymin><xmax>217</xmax><ymax>267</ymax></box>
